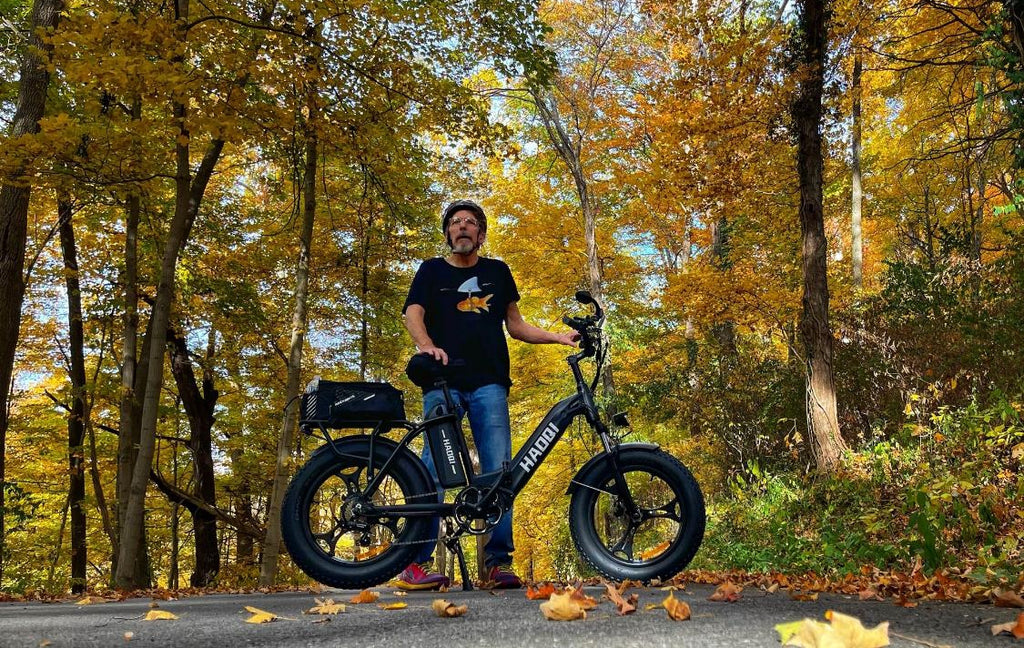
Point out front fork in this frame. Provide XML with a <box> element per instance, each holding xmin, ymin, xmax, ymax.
<box><xmin>568</xmin><ymin>354</ymin><xmax>643</xmax><ymax>522</ymax></box>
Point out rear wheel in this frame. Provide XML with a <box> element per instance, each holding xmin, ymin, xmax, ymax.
<box><xmin>281</xmin><ymin>437</ymin><xmax>433</xmax><ymax>589</ymax></box>
<box><xmin>569</xmin><ymin>449</ymin><xmax>705</xmax><ymax>582</ymax></box>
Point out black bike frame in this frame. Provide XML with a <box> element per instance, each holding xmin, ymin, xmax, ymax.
<box><xmin>352</xmin><ymin>350</ymin><xmax>625</xmax><ymax>520</ymax></box>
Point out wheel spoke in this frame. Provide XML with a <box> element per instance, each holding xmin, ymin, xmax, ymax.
<box><xmin>643</xmin><ymin>496</ymin><xmax>682</xmax><ymax>523</ymax></box>
<box><xmin>609</xmin><ymin>523</ymin><xmax>638</xmax><ymax>560</ymax></box>
<box><xmin>337</xmin><ymin>465</ymin><xmax>366</xmax><ymax>494</ymax></box>
<box><xmin>313</xmin><ymin>526</ymin><xmax>343</xmax><ymax>555</ymax></box>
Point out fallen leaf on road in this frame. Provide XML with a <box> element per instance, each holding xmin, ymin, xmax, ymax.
<box><xmin>143</xmin><ymin>610</ymin><xmax>178</xmax><ymax>621</ymax></box>
<box><xmin>540</xmin><ymin>592</ymin><xmax>587</xmax><ymax>621</ymax></box>
<box><xmin>525</xmin><ymin>583</ymin><xmax>556</xmax><ymax>600</ymax></box>
<box><xmin>603</xmin><ymin>581</ymin><xmax>637</xmax><ymax>615</ymax></box>
<box><xmin>75</xmin><ymin>596</ymin><xmax>112</xmax><ymax>605</ymax></box>
<box><xmin>123</xmin><ymin>631</ymin><xmax>134</xmax><ymax>640</ymax></box>
<box><xmin>349</xmin><ymin>589</ymin><xmax>380</xmax><ymax>604</ymax></box>
<box><xmin>618</xmin><ymin>579</ymin><xmax>643</xmax><ymax>594</ymax></box>
<box><xmin>859</xmin><ymin>588</ymin><xmax>883</xmax><ymax>601</ymax></box>
<box><xmin>991</xmin><ymin>612</ymin><xmax>1024</xmax><ymax>639</ymax></box>
<box><xmin>893</xmin><ymin>596</ymin><xmax>917</xmax><ymax>608</ymax></box>
<box><xmin>790</xmin><ymin>591</ymin><xmax>819</xmax><ymax>602</ymax></box>
<box><xmin>569</xmin><ymin>584</ymin><xmax>599</xmax><ymax>610</ymax></box>
<box><xmin>305</xmin><ymin>598</ymin><xmax>345</xmax><ymax>615</ymax></box>
<box><xmin>662</xmin><ymin>591</ymin><xmax>691</xmax><ymax>621</ymax></box>
<box><xmin>709</xmin><ymin>582</ymin><xmax>742</xmax><ymax>602</ymax></box>
<box><xmin>432</xmin><ymin>599</ymin><xmax>468</xmax><ymax>618</ymax></box>
<box><xmin>777</xmin><ymin>610</ymin><xmax>889</xmax><ymax>648</ymax></box>
<box><xmin>244</xmin><ymin>606</ymin><xmax>281</xmax><ymax>623</ymax></box>
<box><xmin>392</xmin><ymin>591</ymin><xmax>407</xmax><ymax>597</ymax></box>
<box><xmin>378</xmin><ymin>602</ymin><xmax>407</xmax><ymax>610</ymax></box>
<box><xmin>994</xmin><ymin>590</ymin><xmax>1024</xmax><ymax>608</ymax></box>
<box><xmin>766</xmin><ymin>583</ymin><xmax>780</xmax><ymax>594</ymax></box>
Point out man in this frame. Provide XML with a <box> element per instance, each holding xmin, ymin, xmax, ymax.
<box><xmin>397</xmin><ymin>199</ymin><xmax>578</xmax><ymax>590</ymax></box>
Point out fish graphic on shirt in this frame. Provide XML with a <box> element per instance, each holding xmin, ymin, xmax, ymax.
<box><xmin>457</xmin><ymin>294</ymin><xmax>492</xmax><ymax>313</ymax></box>
<box><xmin>454</xmin><ymin>277</ymin><xmax>493</xmax><ymax>313</ymax></box>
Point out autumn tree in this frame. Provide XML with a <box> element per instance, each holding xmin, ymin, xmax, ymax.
<box><xmin>0</xmin><ymin>0</ymin><xmax>63</xmax><ymax>588</ymax></box>
<box><xmin>791</xmin><ymin>0</ymin><xmax>847</xmax><ymax>470</ymax></box>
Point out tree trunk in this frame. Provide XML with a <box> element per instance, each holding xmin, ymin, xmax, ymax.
<box><xmin>115</xmin><ymin>96</ymin><xmax>151</xmax><ymax>587</ymax></box>
<box><xmin>167</xmin><ymin>326</ymin><xmax>220</xmax><ymax>587</ymax></box>
<box><xmin>851</xmin><ymin>50</ymin><xmax>864</xmax><ymax>289</ymax></box>
<box><xmin>792</xmin><ymin>0</ymin><xmax>847</xmax><ymax>472</ymax></box>
<box><xmin>710</xmin><ymin>215</ymin><xmax>737</xmax><ymax>357</ymax></box>
<box><xmin>360</xmin><ymin>217</ymin><xmax>371</xmax><ymax>380</ymax></box>
<box><xmin>531</xmin><ymin>88</ymin><xmax>615</xmax><ymax>398</ymax></box>
<box><xmin>168</xmin><ymin>451</ymin><xmax>180</xmax><ymax>590</ymax></box>
<box><xmin>114</xmin><ymin>86</ymin><xmax>227</xmax><ymax>591</ymax></box>
<box><xmin>0</xmin><ymin>0</ymin><xmax>63</xmax><ymax>589</ymax></box>
<box><xmin>113</xmin><ymin>0</ymin><xmax>276</xmax><ymax>586</ymax></box>
<box><xmin>260</xmin><ymin>96</ymin><xmax>318</xmax><ymax>586</ymax></box>
<box><xmin>58</xmin><ymin>197</ymin><xmax>88</xmax><ymax>593</ymax></box>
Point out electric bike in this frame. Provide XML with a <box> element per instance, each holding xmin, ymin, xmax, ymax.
<box><xmin>281</xmin><ymin>291</ymin><xmax>705</xmax><ymax>589</ymax></box>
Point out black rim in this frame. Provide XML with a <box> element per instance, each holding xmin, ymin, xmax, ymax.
<box><xmin>302</xmin><ymin>460</ymin><xmax>416</xmax><ymax>566</ymax></box>
<box><xmin>587</xmin><ymin>466</ymin><xmax>686</xmax><ymax>566</ymax></box>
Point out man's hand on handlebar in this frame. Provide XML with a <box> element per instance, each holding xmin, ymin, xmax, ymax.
<box><xmin>556</xmin><ymin>331</ymin><xmax>582</xmax><ymax>347</ymax></box>
<box><xmin>417</xmin><ymin>346</ymin><xmax>449</xmax><ymax>365</ymax></box>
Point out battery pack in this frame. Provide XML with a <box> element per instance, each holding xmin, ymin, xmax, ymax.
<box><xmin>425</xmin><ymin>403</ymin><xmax>472</xmax><ymax>488</ymax></box>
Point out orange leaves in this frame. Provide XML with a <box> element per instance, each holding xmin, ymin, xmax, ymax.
<box><xmin>348</xmin><ymin>590</ymin><xmax>380</xmax><ymax>604</ymax></box>
<box><xmin>305</xmin><ymin>599</ymin><xmax>345</xmax><ymax>615</ymax></box>
<box><xmin>995</xmin><ymin>589</ymin><xmax>1024</xmax><ymax>608</ymax></box>
<box><xmin>142</xmin><ymin>610</ymin><xmax>179</xmax><ymax>621</ymax></box>
<box><xmin>708</xmin><ymin>582</ymin><xmax>743</xmax><ymax>602</ymax></box>
<box><xmin>661</xmin><ymin>591</ymin><xmax>691</xmax><ymax>621</ymax></box>
<box><xmin>531</xmin><ymin>582</ymin><xmax>597</xmax><ymax>620</ymax></box>
<box><xmin>991</xmin><ymin>612</ymin><xmax>1024</xmax><ymax>639</ymax></box>
<box><xmin>568</xmin><ymin>584</ymin><xmax>599</xmax><ymax>611</ymax></box>
<box><xmin>539</xmin><ymin>592</ymin><xmax>587</xmax><ymax>621</ymax></box>
<box><xmin>525</xmin><ymin>583</ymin><xmax>557</xmax><ymax>600</ymax></box>
<box><xmin>602</xmin><ymin>581</ymin><xmax>638</xmax><ymax>615</ymax></box>
<box><xmin>432</xmin><ymin>599</ymin><xmax>468</xmax><ymax>618</ymax></box>
<box><xmin>681</xmin><ymin>568</ymin><xmax>1013</xmax><ymax>605</ymax></box>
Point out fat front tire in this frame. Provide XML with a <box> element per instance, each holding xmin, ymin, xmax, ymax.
<box><xmin>281</xmin><ymin>437</ymin><xmax>433</xmax><ymax>589</ymax></box>
<box><xmin>569</xmin><ymin>448</ymin><xmax>705</xmax><ymax>582</ymax></box>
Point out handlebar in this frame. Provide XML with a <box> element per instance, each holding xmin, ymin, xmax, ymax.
<box><xmin>561</xmin><ymin>290</ymin><xmax>604</xmax><ymax>360</ymax></box>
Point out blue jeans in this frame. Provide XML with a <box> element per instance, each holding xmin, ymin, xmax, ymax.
<box><xmin>415</xmin><ymin>383</ymin><xmax>514</xmax><ymax>567</ymax></box>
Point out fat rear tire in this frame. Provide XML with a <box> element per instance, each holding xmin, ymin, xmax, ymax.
<box><xmin>281</xmin><ymin>437</ymin><xmax>433</xmax><ymax>589</ymax></box>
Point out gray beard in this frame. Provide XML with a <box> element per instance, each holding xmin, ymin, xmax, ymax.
<box><xmin>451</xmin><ymin>239</ymin><xmax>478</xmax><ymax>255</ymax></box>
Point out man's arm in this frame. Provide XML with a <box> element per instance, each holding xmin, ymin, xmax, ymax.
<box><xmin>404</xmin><ymin>304</ymin><xmax>449</xmax><ymax>364</ymax></box>
<box><xmin>505</xmin><ymin>302</ymin><xmax>579</xmax><ymax>346</ymax></box>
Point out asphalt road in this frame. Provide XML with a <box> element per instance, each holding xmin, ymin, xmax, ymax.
<box><xmin>0</xmin><ymin>583</ymin><xmax>1017</xmax><ymax>647</ymax></box>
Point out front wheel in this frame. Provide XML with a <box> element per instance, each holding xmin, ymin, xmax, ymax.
<box><xmin>569</xmin><ymin>448</ymin><xmax>705</xmax><ymax>582</ymax></box>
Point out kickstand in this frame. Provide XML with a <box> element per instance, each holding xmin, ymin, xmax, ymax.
<box><xmin>443</xmin><ymin>533</ymin><xmax>473</xmax><ymax>591</ymax></box>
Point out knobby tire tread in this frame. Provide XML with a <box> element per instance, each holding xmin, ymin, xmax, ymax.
<box><xmin>281</xmin><ymin>438</ymin><xmax>432</xmax><ymax>589</ymax></box>
<box><xmin>569</xmin><ymin>449</ymin><xmax>705</xmax><ymax>583</ymax></box>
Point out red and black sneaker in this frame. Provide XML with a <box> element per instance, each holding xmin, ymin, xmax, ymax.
<box><xmin>393</xmin><ymin>562</ymin><xmax>451</xmax><ymax>591</ymax></box>
<box><xmin>487</xmin><ymin>565</ymin><xmax>522</xmax><ymax>589</ymax></box>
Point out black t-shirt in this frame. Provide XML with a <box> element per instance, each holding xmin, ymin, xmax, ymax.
<box><xmin>403</xmin><ymin>257</ymin><xmax>520</xmax><ymax>391</ymax></box>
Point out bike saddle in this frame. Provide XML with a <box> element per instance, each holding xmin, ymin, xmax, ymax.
<box><xmin>405</xmin><ymin>354</ymin><xmax>466</xmax><ymax>389</ymax></box>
